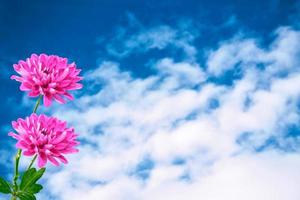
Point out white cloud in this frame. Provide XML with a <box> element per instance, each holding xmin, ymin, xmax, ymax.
<box><xmin>140</xmin><ymin>151</ymin><xmax>300</xmax><ymax>200</ymax></box>
<box><xmin>105</xmin><ymin>14</ymin><xmax>198</xmax><ymax>60</ymax></box>
<box><xmin>207</xmin><ymin>38</ymin><xmax>266</xmax><ymax>76</ymax></box>
<box><xmin>207</xmin><ymin>26</ymin><xmax>300</xmax><ymax>77</ymax></box>
<box><xmin>267</xmin><ymin>27</ymin><xmax>300</xmax><ymax>73</ymax></box>
<box><xmin>36</xmin><ymin>25</ymin><xmax>300</xmax><ymax>200</ymax></box>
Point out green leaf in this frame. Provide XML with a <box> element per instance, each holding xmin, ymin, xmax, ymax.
<box><xmin>0</xmin><ymin>177</ymin><xmax>11</xmax><ymax>194</ymax></box>
<box><xmin>20</xmin><ymin>168</ymin><xmax>36</xmax><ymax>189</ymax></box>
<box><xmin>27</xmin><ymin>184</ymin><xmax>43</xmax><ymax>194</ymax></box>
<box><xmin>17</xmin><ymin>191</ymin><xmax>36</xmax><ymax>200</ymax></box>
<box><xmin>20</xmin><ymin>168</ymin><xmax>45</xmax><ymax>191</ymax></box>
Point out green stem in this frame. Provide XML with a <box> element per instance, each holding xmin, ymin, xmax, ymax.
<box><xmin>13</xmin><ymin>149</ymin><xmax>21</xmax><ymax>190</ymax></box>
<box><xmin>11</xmin><ymin>95</ymin><xmax>43</xmax><ymax>198</ymax></box>
<box><xmin>27</xmin><ymin>155</ymin><xmax>37</xmax><ymax>170</ymax></box>
<box><xmin>33</xmin><ymin>95</ymin><xmax>42</xmax><ymax>114</ymax></box>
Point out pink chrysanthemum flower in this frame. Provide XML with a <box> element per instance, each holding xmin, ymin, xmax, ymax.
<box><xmin>9</xmin><ymin>114</ymin><xmax>79</xmax><ymax>168</ymax></box>
<box><xmin>11</xmin><ymin>54</ymin><xmax>83</xmax><ymax>107</ymax></box>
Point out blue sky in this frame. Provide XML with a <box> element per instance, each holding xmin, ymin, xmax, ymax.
<box><xmin>1</xmin><ymin>0</ymin><xmax>300</xmax><ymax>199</ymax></box>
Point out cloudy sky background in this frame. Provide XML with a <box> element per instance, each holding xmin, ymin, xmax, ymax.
<box><xmin>1</xmin><ymin>0</ymin><xmax>300</xmax><ymax>199</ymax></box>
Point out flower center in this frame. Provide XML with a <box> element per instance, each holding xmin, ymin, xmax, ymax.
<box><xmin>43</xmin><ymin>69</ymin><xmax>50</xmax><ymax>74</ymax></box>
<box><xmin>41</xmin><ymin>130</ymin><xmax>47</xmax><ymax>135</ymax></box>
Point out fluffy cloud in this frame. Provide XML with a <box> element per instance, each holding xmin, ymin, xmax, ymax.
<box><xmin>207</xmin><ymin>27</ymin><xmax>300</xmax><ymax>77</ymax></box>
<box><xmin>37</xmin><ymin>24</ymin><xmax>300</xmax><ymax>200</ymax></box>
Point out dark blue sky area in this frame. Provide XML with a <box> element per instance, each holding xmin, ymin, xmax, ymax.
<box><xmin>0</xmin><ymin>0</ymin><xmax>298</xmax><ymax>69</ymax></box>
<box><xmin>0</xmin><ymin>0</ymin><xmax>299</xmax><ymax>177</ymax></box>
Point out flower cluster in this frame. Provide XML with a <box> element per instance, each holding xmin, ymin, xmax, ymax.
<box><xmin>9</xmin><ymin>54</ymin><xmax>81</xmax><ymax>168</ymax></box>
